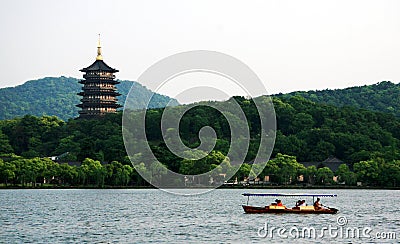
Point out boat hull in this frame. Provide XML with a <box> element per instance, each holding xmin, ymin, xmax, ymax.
<box><xmin>242</xmin><ymin>205</ymin><xmax>338</xmax><ymax>214</ymax></box>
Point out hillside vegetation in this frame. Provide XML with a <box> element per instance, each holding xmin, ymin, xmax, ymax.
<box><xmin>0</xmin><ymin>96</ymin><xmax>399</xmax><ymax>187</ymax></box>
<box><xmin>0</xmin><ymin>77</ymin><xmax>178</xmax><ymax>121</ymax></box>
<box><xmin>276</xmin><ymin>81</ymin><xmax>400</xmax><ymax>117</ymax></box>
<box><xmin>1</xmin><ymin>78</ymin><xmax>399</xmax><ymax>121</ymax></box>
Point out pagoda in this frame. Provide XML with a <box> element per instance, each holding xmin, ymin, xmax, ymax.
<box><xmin>76</xmin><ymin>36</ymin><xmax>121</xmax><ymax>118</ymax></box>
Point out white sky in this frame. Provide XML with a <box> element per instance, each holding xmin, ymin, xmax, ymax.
<box><xmin>1</xmin><ymin>0</ymin><xmax>400</xmax><ymax>103</ymax></box>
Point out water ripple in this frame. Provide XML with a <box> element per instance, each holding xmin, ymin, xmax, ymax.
<box><xmin>0</xmin><ymin>189</ymin><xmax>399</xmax><ymax>243</ymax></box>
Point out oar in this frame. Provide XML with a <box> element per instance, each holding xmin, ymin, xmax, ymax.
<box><xmin>321</xmin><ymin>204</ymin><xmax>337</xmax><ymax>211</ymax></box>
<box><xmin>321</xmin><ymin>204</ymin><xmax>330</xmax><ymax>209</ymax></box>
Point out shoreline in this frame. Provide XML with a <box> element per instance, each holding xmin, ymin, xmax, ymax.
<box><xmin>0</xmin><ymin>185</ymin><xmax>399</xmax><ymax>190</ymax></box>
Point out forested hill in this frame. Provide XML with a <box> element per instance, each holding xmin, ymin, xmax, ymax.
<box><xmin>1</xmin><ymin>78</ymin><xmax>399</xmax><ymax>121</ymax></box>
<box><xmin>0</xmin><ymin>77</ymin><xmax>179</xmax><ymax>121</ymax></box>
<box><xmin>0</xmin><ymin>96</ymin><xmax>398</xmax><ymax>165</ymax></box>
<box><xmin>1</xmin><ymin>95</ymin><xmax>399</xmax><ymax>187</ymax></box>
<box><xmin>276</xmin><ymin>81</ymin><xmax>400</xmax><ymax>117</ymax></box>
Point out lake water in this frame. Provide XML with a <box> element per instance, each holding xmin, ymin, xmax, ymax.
<box><xmin>0</xmin><ymin>189</ymin><xmax>399</xmax><ymax>243</ymax></box>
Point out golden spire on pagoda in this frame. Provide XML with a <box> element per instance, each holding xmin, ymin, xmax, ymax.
<box><xmin>96</xmin><ymin>34</ymin><xmax>103</xmax><ymax>60</ymax></box>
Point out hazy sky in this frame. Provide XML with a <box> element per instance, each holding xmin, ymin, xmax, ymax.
<box><xmin>1</xmin><ymin>0</ymin><xmax>400</xmax><ymax>102</ymax></box>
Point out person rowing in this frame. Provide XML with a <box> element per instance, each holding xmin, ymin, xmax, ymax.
<box><xmin>313</xmin><ymin>198</ymin><xmax>326</xmax><ymax>210</ymax></box>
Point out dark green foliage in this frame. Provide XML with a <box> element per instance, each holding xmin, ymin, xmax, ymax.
<box><xmin>0</xmin><ymin>97</ymin><xmax>400</xmax><ymax>164</ymax></box>
<box><xmin>0</xmin><ymin>115</ymin><xmax>65</xmax><ymax>156</ymax></box>
<box><xmin>0</xmin><ymin>130</ymin><xmax>13</xmax><ymax>154</ymax></box>
<box><xmin>272</xmin><ymin>96</ymin><xmax>400</xmax><ymax>163</ymax></box>
<box><xmin>0</xmin><ymin>93</ymin><xmax>400</xmax><ymax>187</ymax></box>
<box><xmin>0</xmin><ymin>77</ymin><xmax>179</xmax><ymax>121</ymax></box>
<box><xmin>277</xmin><ymin>81</ymin><xmax>400</xmax><ymax>117</ymax></box>
<box><xmin>1</xmin><ymin>95</ymin><xmax>400</xmax><ymax>165</ymax></box>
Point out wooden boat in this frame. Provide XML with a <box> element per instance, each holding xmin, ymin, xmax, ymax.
<box><xmin>242</xmin><ymin>193</ymin><xmax>339</xmax><ymax>214</ymax></box>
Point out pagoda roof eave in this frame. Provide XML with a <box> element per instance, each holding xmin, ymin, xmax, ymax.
<box><xmin>80</xmin><ymin>59</ymin><xmax>119</xmax><ymax>73</ymax></box>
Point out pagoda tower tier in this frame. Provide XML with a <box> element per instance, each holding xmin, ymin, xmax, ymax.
<box><xmin>76</xmin><ymin>36</ymin><xmax>122</xmax><ymax>118</ymax></box>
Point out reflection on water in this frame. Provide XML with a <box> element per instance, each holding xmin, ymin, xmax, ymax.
<box><xmin>0</xmin><ymin>189</ymin><xmax>398</xmax><ymax>243</ymax></box>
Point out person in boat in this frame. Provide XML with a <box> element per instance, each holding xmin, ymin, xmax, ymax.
<box><xmin>313</xmin><ymin>198</ymin><xmax>324</xmax><ymax>210</ymax></box>
<box><xmin>274</xmin><ymin>199</ymin><xmax>288</xmax><ymax>209</ymax></box>
<box><xmin>295</xmin><ymin>199</ymin><xmax>306</xmax><ymax>207</ymax></box>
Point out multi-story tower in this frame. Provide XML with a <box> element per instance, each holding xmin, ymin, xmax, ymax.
<box><xmin>77</xmin><ymin>36</ymin><xmax>121</xmax><ymax>118</ymax></box>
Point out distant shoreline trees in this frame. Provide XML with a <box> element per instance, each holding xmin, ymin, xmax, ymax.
<box><xmin>1</xmin><ymin>153</ymin><xmax>399</xmax><ymax>188</ymax></box>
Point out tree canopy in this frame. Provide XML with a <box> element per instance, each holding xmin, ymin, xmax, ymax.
<box><xmin>0</xmin><ymin>94</ymin><xmax>399</xmax><ymax>187</ymax></box>
<box><xmin>277</xmin><ymin>81</ymin><xmax>400</xmax><ymax>117</ymax></box>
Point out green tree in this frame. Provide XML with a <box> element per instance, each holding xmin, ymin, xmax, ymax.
<box><xmin>149</xmin><ymin>161</ymin><xmax>167</xmax><ymax>185</ymax></box>
<box><xmin>81</xmin><ymin>158</ymin><xmax>106</xmax><ymax>187</ymax></box>
<box><xmin>379</xmin><ymin>160</ymin><xmax>400</xmax><ymax>187</ymax></box>
<box><xmin>290</xmin><ymin>112</ymin><xmax>315</xmax><ymax>133</ymax></box>
<box><xmin>0</xmin><ymin>160</ymin><xmax>16</xmax><ymax>186</ymax></box>
<box><xmin>57</xmin><ymin>163</ymin><xmax>78</xmax><ymax>185</ymax></box>
<box><xmin>105</xmin><ymin>161</ymin><xmax>134</xmax><ymax>186</ymax></box>
<box><xmin>233</xmin><ymin>163</ymin><xmax>253</xmax><ymax>182</ymax></box>
<box><xmin>54</xmin><ymin>135</ymin><xmax>81</xmax><ymax>158</ymax></box>
<box><xmin>302</xmin><ymin>165</ymin><xmax>317</xmax><ymax>184</ymax></box>
<box><xmin>336</xmin><ymin>164</ymin><xmax>356</xmax><ymax>185</ymax></box>
<box><xmin>315</xmin><ymin>167</ymin><xmax>334</xmax><ymax>185</ymax></box>
<box><xmin>353</xmin><ymin>159</ymin><xmax>381</xmax><ymax>186</ymax></box>
<box><xmin>0</xmin><ymin>131</ymin><xmax>13</xmax><ymax>154</ymax></box>
<box><xmin>131</xmin><ymin>162</ymin><xmax>149</xmax><ymax>186</ymax></box>
<box><xmin>179</xmin><ymin>150</ymin><xmax>208</xmax><ymax>175</ymax></box>
<box><xmin>268</xmin><ymin>153</ymin><xmax>305</xmax><ymax>185</ymax></box>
